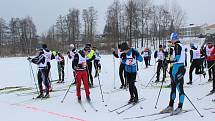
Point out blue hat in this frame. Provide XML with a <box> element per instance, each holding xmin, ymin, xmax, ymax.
<box><xmin>170</xmin><ymin>32</ymin><xmax>179</xmax><ymax>41</ymax></box>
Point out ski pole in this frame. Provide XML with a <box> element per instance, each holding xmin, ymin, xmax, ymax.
<box><xmin>28</xmin><ymin>61</ymin><xmax>39</xmax><ymax>95</ymax></box>
<box><xmin>61</xmin><ymin>78</ymin><xmax>75</xmax><ymax>103</ymax></box>
<box><xmin>145</xmin><ymin>72</ymin><xmax>157</xmax><ymax>88</ymax></box>
<box><xmin>206</xmin><ymin>62</ymin><xmax>215</xmax><ymax>72</ymax></box>
<box><xmin>154</xmin><ymin>77</ymin><xmax>164</xmax><ymax>109</ymax></box>
<box><xmin>66</xmin><ymin>57</ymin><xmax>69</xmax><ymax>79</ymax></box>
<box><xmin>185</xmin><ymin>94</ymin><xmax>204</xmax><ymax>117</ymax></box>
<box><xmin>113</xmin><ymin>55</ymin><xmax>116</xmax><ymax>89</ymax></box>
<box><xmin>98</xmin><ymin>73</ymin><xmax>105</xmax><ymax>102</ymax></box>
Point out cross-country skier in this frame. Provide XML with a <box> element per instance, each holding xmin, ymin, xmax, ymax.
<box><xmin>160</xmin><ymin>32</ymin><xmax>186</xmax><ymax>115</ymax></box>
<box><xmin>187</xmin><ymin>43</ymin><xmax>205</xmax><ymax>85</ymax></box>
<box><xmin>112</xmin><ymin>44</ymin><xmax>127</xmax><ymax>89</ymax></box>
<box><xmin>203</xmin><ymin>41</ymin><xmax>215</xmax><ymax>84</ymax></box>
<box><xmin>154</xmin><ymin>45</ymin><xmax>167</xmax><ymax>82</ymax></box>
<box><xmin>85</xmin><ymin>44</ymin><xmax>95</xmax><ymax>87</ymax></box>
<box><xmin>27</xmin><ymin>48</ymin><xmax>50</xmax><ymax>98</ymax></box>
<box><xmin>141</xmin><ymin>48</ymin><xmax>150</xmax><ymax>68</ymax></box>
<box><xmin>41</xmin><ymin>44</ymin><xmax>54</xmax><ymax>91</ymax></box>
<box><xmin>120</xmin><ymin>42</ymin><xmax>143</xmax><ymax>103</ymax></box>
<box><xmin>203</xmin><ymin>41</ymin><xmax>215</xmax><ymax>92</ymax></box>
<box><xmin>53</xmin><ymin>51</ymin><xmax>65</xmax><ymax>83</ymax></box>
<box><xmin>92</xmin><ymin>46</ymin><xmax>101</xmax><ymax>78</ymax></box>
<box><xmin>72</xmin><ymin>49</ymin><xmax>90</xmax><ymax>101</ymax></box>
<box><xmin>67</xmin><ymin>44</ymin><xmax>77</xmax><ymax>84</ymax></box>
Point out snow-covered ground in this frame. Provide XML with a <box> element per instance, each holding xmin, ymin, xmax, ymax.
<box><xmin>0</xmin><ymin>46</ymin><xmax>215</xmax><ymax>121</ymax></box>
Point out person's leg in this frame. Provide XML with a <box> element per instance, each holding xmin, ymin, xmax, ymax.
<box><xmin>87</xmin><ymin>62</ymin><xmax>94</xmax><ymax>86</ymax></box>
<box><xmin>42</xmin><ymin>69</ymin><xmax>50</xmax><ymax>96</ymax></box>
<box><xmin>169</xmin><ymin>81</ymin><xmax>176</xmax><ymax>107</ymax></box>
<box><xmin>57</xmin><ymin>62</ymin><xmax>61</xmax><ymax>81</ymax></box>
<box><xmin>37</xmin><ymin>70</ymin><xmax>43</xmax><ymax>95</ymax></box>
<box><xmin>119</xmin><ymin>63</ymin><xmax>125</xmax><ymax>88</ymax></box>
<box><xmin>208</xmin><ymin>61</ymin><xmax>213</xmax><ymax>80</ymax></box>
<box><xmin>177</xmin><ymin>81</ymin><xmax>185</xmax><ymax>108</ymax></box>
<box><xmin>212</xmin><ymin>61</ymin><xmax>215</xmax><ymax>91</ymax></box>
<box><xmin>156</xmin><ymin>61</ymin><xmax>162</xmax><ymax>82</ymax></box>
<box><xmin>127</xmin><ymin>74</ymin><xmax>134</xmax><ymax>102</ymax></box>
<box><xmin>61</xmin><ymin>62</ymin><xmax>65</xmax><ymax>82</ymax></box>
<box><xmin>82</xmin><ymin>71</ymin><xmax>90</xmax><ymax>97</ymax></box>
<box><xmin>76</xmin><ymin>71</ymin><xmax>82</xmax><ymax>99</ymax></box>
<box><xmin>127</xmin><ymin>72</ymin><xmax>138</xmax><ymax>102</ymax></box>
<box><xmin>188</xmin><ymin>61</ymin><xmax>195</xmax><ymax>83</ymax></box>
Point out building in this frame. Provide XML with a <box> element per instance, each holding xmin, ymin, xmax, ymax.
<box><xmin>205</xmin><ymin>24</ymin><xmax>215</xmax><ymax>35</ymax></box>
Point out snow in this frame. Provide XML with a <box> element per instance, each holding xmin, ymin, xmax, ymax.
<box><xmin>0</xmin><ymin>44</ymin><xmax>215</xmax><ymax>121</ymax></box>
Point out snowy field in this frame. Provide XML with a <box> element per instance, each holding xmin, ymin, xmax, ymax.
<box><xmin>0</xmin><ymin>47</ymin><xmax>215</xmax><ymax>121</ymax></box>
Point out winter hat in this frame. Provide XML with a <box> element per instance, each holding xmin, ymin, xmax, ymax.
<box><xmin>69</xmin><ymin>44</ymin><xmax>74</xmax><ymax>48</ymax></box>
<box><xmin>170</xmin><ymin>32</ymin><xmax>179</xmax><ymax>42</ymax></box>
<box><xmin>190</xmin><ymin>43</ymin><xmax>195</xmax><ymax>48</ymax></box>
<box><xmin>120</xmin><ymin>42</ymin><xmax>129</xmax><ymax>51</ymax></box>
<box><xmin>85</xmin><ymin>43</ymin><xmax>92</xmax><ymax>48</ymax></box>
<box><xmin>42</xmin><ymin>44</ymin><xmax>47</xmax><ymax>49</ymax></box>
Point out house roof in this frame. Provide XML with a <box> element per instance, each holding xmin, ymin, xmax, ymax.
<box><xmin>207</xmin><ymin>24</ymin><xmax>215</xmax><ymax>29</ymax></box>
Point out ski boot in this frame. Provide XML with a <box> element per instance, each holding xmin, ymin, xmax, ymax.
<box><xmin>171</xmin><ymin>107</ymin><xmax>182</xmax><ymax>115</ymax></box>
<box><xmin>208</xmin><ymin>78</ymin><xmax>213</xmax><ymax>82</ymax></box>
<box><xmin>128</xmin><ymin>97</ymin><xmax>134</xmax><ymax>104</ymax></box>
<box><xmin>210</xmin><ymin>89</ymin><xmax>215</xmax><ymax>93</ymax></box>
<box><xmin>44</xmin><ymin>93</ymin><xmax>50</xmax><ymax>98</ymax></box>
<box><xmin>133</xmin><ymin>97</ymin><xmax>139</xmax><ymax>103</ymax></box>
<box><xmin>202</xmin><ymin>71</ymin><xmax>206</xmax><ymax>78</ymax></box>
<box><xmin>160</xmin><ymin>106</ymin><xmax>173</xmax><ymax>114</ymax></box>
<box><xmin>86</xmin><ymin>96</ymin><xmax>91</xmax><ymax>101</ymax></box>
<box><xmin>187</xmin><ymin>81</ymin><xmax>192</xmax><ymax>85</ymax></box>
<box><xmin>78</xmin><ymin>97</ymin><xmax>81</xmax><ymax>102</ymax></box>
<box><xmin>36</xmin><ymin>93</ymin><xmax>44</xmax><ymax>98</ymax></box>
<box><xmin>120</xmin><ymin>85</ymin><xmax>124</xmax><ymax>89</ymax></box>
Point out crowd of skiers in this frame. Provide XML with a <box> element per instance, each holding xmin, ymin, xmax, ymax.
<box><xmin>28</xmin><ymin>43</ymin><xmax>101</xmax><ymax>101</ymax></box>
<box><xmin>27</xmin><ymin>31</ymin><xmax>215</xmax><ymax>115</ymax></box>
<box><xmin>112</xmin><ymin>32</ymin><xmax>215</xmax><ymax>115</ymax></box>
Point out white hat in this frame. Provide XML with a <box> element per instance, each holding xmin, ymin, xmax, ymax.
<box><xmin>69</xmin><ymin>44</ymin><xmax>74</xmax><ymax>48</ymax></box>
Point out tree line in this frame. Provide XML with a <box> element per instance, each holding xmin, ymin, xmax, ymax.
<box><xmin>0</xmin><ymin>0</ymin><xmax>186</xmax><ymax>57</ymax></box>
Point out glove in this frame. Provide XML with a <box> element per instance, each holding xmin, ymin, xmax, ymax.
<box><xmin>27</xmin><ymin>57</ymin><xmax>32</xmax><ymax>61</ymax></box>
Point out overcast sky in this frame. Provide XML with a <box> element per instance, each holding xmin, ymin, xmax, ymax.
<box><xmin>0</xmin><ymin>0</ymin><xmax>214</xmax><ymax>35</ymax></box>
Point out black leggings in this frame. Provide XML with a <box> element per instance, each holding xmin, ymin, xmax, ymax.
<box><xmin>119</xmin><ymin>63</ymin><xmax>126</xmax><ymax>86</ymax></box>
<box><xmin>207</xmin><ymin>61</ymin><xmax>215</xmax><ymax>90</ymax></box>
<box><xmin>57</xmin><ymin>61</ymin><xmax>64</xmax><ymax>81</ymax></box>
<box><xmin>189</xmin><ymin>59</ymin><xmax>202</xmax><ymax>82</ymax></box>
<box><xmin>87</xmin><ymin>62</ymin><xmax>93</xmax><ymax>85</ymax></box>
<box><xmin>38</xmin><ymin>69</ymin><xmax>49</xmax><ymax>94</ymax></box>
<box><xmin>126</xmin><ymin>72</ymin><xmax>138</xmax><ymax>99</ymax></box>
<box><xmin>94</xmin><ymin>60</ymin><xmax>101</xmax><ymax>77</ymax></box>
<box><xmin>156</xmin><ymin>61</ymin><xmax>167</xmax><ymax>81</ymax></box>
<box><xmin>144</xmin><ymin>57</ymin><xmax>149</xmax><ymax>68</ymax></box>
<box><xmin>169</xmin><ymin>65</ymin><xmax>186</xmax><ymax>108</ymax></box>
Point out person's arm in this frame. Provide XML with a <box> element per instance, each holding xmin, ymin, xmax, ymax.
<box><xmin>87</xmin><ymin>55</ymin><xmax>95</xmax><ymax>62</ymax></box>
<box><xmin>174</xmin><ymin>44</ymin><xmax>182</xmax><ymax>62</ymax></box>
<box><xmin>154</xmin><ymin>51</ymin><xmax>157</xmax><ymax>59</ymax></box>
<box><xmin>135</xmin><ymin>50</ymin><xmax>143</xmax><ymax>62</ymax></box>
<box><xmin>30</xmin><ymin>55</ymin><xmax>45</xmax><ymax>65</ymax></box>
<box><xmin>72</xmin><ymin>54</ymin><xmax>79</xmax><ymax>70</ymax></box>
<box><xmin>190</xmin><ymin>50</ymin><xmax>193</xmax><ymax>62</ymax></box>
<box><xmin>112</xmin><ymin>50</ymin><xmax>119</xmax><ymax>58</ymax></box>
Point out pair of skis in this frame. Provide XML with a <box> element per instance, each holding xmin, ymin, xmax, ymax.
<box><xmin>78</xmin><ymin>100</ymin><xmax>98</xmax><ymax>112</ymax></box>
<box><xmin>108</xmin><ymin>97</ymin><xmax>146</xmax><ymax>114</ymax></box>
<box><xmin>123</xmin><ymin>109</ymin><xmax>192</xmax><ymax>120</ymax></box>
